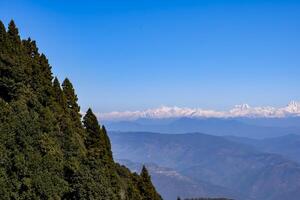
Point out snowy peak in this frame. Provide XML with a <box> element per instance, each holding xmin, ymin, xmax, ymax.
<box><xmin>99</xmin><ymin>101</ymin><xmax>300</xmax><ymax>121</ymax></box>
<box><xmin>234</xmin><ymin>104</ymin><xmax>251</xmax><ymax>110</ymax></box>
<box><xmin>285</xmin><ymin>101</ymin><xmax>300</xmax><ymax>113</ymax></box>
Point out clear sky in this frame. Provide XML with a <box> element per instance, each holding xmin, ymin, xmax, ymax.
<box><xmin>1</xmin><ymin>0</ymin><xmax>300</xmax><ymax>112</ymax></box>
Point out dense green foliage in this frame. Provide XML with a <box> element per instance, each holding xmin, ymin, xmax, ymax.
<box><xmin>0</xmin><ymin>20</ymin><xmax>162</xmax><ymax>200</ymax></box>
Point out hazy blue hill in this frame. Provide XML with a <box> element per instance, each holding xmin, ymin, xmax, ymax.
<box><xmin>236</xmin><ymin>117</ymin><xmax>300</xmax><ymax>128</ymax></box>
<box><xmin>106</xmin><ymin>117</ymin><xmax>300</xmax><ymax>138</ymax></box>
<box><xmin>225</xmin><ymin>134</ymin><xmax>300</xmax><ymax>163</ymax></box>
<box><xmin>109</xmin><ymin>131</ymin><xmax>300</xmax><ymax>200</ymax></box>
<box><xmin>117</xmin><ymin>159</ymin><xmax>247</xmax><ymax>200</ymax></box>
<box><xmin>110</xmin><ymin>131</ymin><xmax>258</xmax><ymax>169</ymax></box>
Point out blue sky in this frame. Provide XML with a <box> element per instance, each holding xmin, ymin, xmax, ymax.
<box><xmin>1</xmin><ymin>0</ymin><xmax>300</xmax><ymax>112</ymax></box>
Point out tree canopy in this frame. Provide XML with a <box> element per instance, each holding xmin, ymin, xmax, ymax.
<box><xmin>0</xmin><ymin>20</ymin><xmax>162</xmax><ymax>200</ymax></box>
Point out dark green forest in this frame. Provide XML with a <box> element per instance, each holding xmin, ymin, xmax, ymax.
<box><xmin>0</xmin><ymin>20</ymin><xmax>162</xmax><ymax>200</ymax></box>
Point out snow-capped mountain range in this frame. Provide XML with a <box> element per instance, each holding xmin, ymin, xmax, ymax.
<box><xmin>99</xmin><ymin>101</ymin><xmax>300</xmax><ymax>121</ymax></box>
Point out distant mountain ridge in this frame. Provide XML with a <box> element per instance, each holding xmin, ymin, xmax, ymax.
<box><xmin>109</xmin><ymin>131</ymin><xmax>300</xmax><ymax>200</ymax></box>
<box><xmin>117</xmin><ymin>159</ymin><xmax>247</xmax><ymax>200</ymax></box>
<box><xmin>100</xmin><ymin>101</ymin><xmax>300</xmax><ymax>121</ymax></box>
<box><xmin>106</xmin><ymin>117</ymin><xmax>300</xmax><ymax>138</ymax></box>
<box><xmin>225</xmin><ymin>134</ymin><xmax>300</xmax><ymax>163</ymax></box>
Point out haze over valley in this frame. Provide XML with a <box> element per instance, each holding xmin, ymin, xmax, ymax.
<box><xmin>102</xmin><ymin>102</ymin><xmax>300</xmax><ymax>200</ymax></box>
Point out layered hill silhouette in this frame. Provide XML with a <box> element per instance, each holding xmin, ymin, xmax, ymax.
<box><xmin>106</xmin><ymin>117</ymin><xmax>300</xmax><ymax>138</ymax></box>
<box><xmin>0</xmin><ymin>20</ymin><xmax>162</xmax><ymax>200</ymax></box>
<box><xmin>226</xmin><ymin>134</ymin><xmax>300</xmax><ymax>163</ymax></box>
<box><xmin>109</xmin><ymin>131</ymin><xmax>300</xmax><ymax>200</ymax></box>
<box><xmin>117</xmin><ymin>159</ymin><xmax>245</xmax><ymax>200</ymax></box>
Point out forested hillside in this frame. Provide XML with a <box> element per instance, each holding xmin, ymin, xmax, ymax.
<box><xmin>0</xmin><ymin>20</ymin><xmax>162</xmax><ymax>200</ymax></box>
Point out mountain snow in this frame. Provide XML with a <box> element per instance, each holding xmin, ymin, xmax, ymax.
<box><xmin>99</xmin><ymin>101</ymin><xmax>300</xmax><ymax>121</ymax></box>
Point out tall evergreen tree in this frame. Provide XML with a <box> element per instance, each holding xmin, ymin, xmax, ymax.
<box><xmin>102</xmin><ymin>125</ymin><xmax>113</xmax><ymax>160</ymax></box>
<box><xmin>83</xmin><ymin>109</ymin><xmax>114</xmax><ymax>163</ymax></box>
<box><xmin>0</xmin><ymin>21</ymin><xmax>6</xmax><ymax>44</ymax></box>
<box><xmin>0</xmin><ymin>21</ymin><xmax>9</xmax><ymax>101</ymax></box>
<box><xmin>139</xmin><ymin>165</ymin><xmax>163</xmax><ymax>200</ymax></box>
<box><xmin>141</xmin><ymin>165</ymin><xmax>151</xmax><ymax>182</ymax></box>
<box><xmin>22</xmin><ymin>38</ymin><xmax>38</xmax><ymax>58</ymax></box>
<box><xmin>7</xmin><ymin>20</ymin><xmax>20</xmax><ymax>44</ymax></box>
<box><xmin>37</xmin><ymin>53</ymin><xmax>53</xmax><ymax>104</ymax></box>
<box><xmin>0</xmin><ymin>20</ymin><xmax>23</xmax><ymax>102</ymax></box>
<box><xmin>83</xmin><ymin>108</ymin><xmax>101</xmax><ymax>150</ymax></box>
<box><xmin>81</xmin><ymin>108</ymin><xmax>121</xmax><ymax>199</ymax></box>
<box><xmin>62</xmin><ymin>78</ymin><xmax>81</xmax><ymax>123</ymax></box>
<box><xmin>53</xmin><ymin>77</ymin><xmax>66</xmax><ymax>108</ymax></box>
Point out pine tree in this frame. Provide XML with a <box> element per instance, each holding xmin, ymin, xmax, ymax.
<box><xmin>102</xmin><ymin>125</ymin><xmax>113</xmax><ymax>160</ymax></box>
<box><xmin>0</xmin><ymin>20</ymin><xmax>23</xmax><ymax>102</ymax></box>
<box><xmin>22</xmin><ymin>38</ymin><xmax>38</xmax><ymax>58</ymax></box>
<box><xmin>39</xmin><ymin>54</ymin><xmax>53</xmax><ymax>85</ymax></box>
<box><xmin>29</xmin><ymin>53</ymin><xmax>54</xmax><ymax>106</ymax></box>
<box><xmin>141</xmin><ymin>165</ymin><xmax>151</xmax><ymax>182</ymax></box>
<box><xmin>139</xmin><ymin>165</ymin><xmax>163</xmax><ymax>200</ymax></box>
<box><xmin>0</xmin><ymin>21</ymin><xmax>9</xmax><ymax>101</ymax></box>
<box><xmin>0</xmin><ymin>21</ymin><xmax>6</xmax><ymax>44</ymax></box>
<box><xmin>7</xmin><ymin>20</ymin><xmax>20</xmax><ymax>44</ymax></box>
<box><xmin>83</xmin><ymin>108</ymin><xmax>102</xmax><ymax>151</ymax></box>
<box><xmin>81</xmin><ymin>108</ymin><xmax>121</xmax><ymax>199</ymax></box>
<box><xmin>62</xmin><ymin>78</ymin><xmax>79</xmax><ymax>111</ymax></box>
<box><xmin>53</xmin><ymin>77</ymin><xmax>66</xmax><ymax>108</ymax></box>
<box><xmin>62</xmin><ymin>78</ymin><xmax>81</xmax><ymax>123</ymax></box>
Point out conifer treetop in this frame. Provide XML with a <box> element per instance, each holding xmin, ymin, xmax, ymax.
<box><xmin>141</xmin><ymin>165</ymin><xmax>151</xmax><ymax>180</ymax></box>
<box><xmin>0</xmin><ymin>20</ymin><xmax>5</xmax><ymax>34</ymax></box>
<box><xmin>7</xmin><ymin>20</ymin><xmax>20</xmax><ymax>41</ymax></box>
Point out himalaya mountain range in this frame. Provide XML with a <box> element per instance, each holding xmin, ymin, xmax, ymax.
<box><xmin>100</xmin><ymin>101</ymin><xmax>300</xmax><ymax>121</ymax></box>
<box><xmin>102</xmin><ymin>102</ymin><xmax>300</xmax><ymax>200</ymax></box>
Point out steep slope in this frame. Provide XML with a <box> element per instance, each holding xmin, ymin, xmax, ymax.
<box><xmin>0</xmin><ymin>20</ymin><xmax>162</xmax><ymax>200</ymax></box>
<box><xmin>109</xmin><ymin>131</ymin><xmax>300</xmax><ymax>200</ymax></box>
